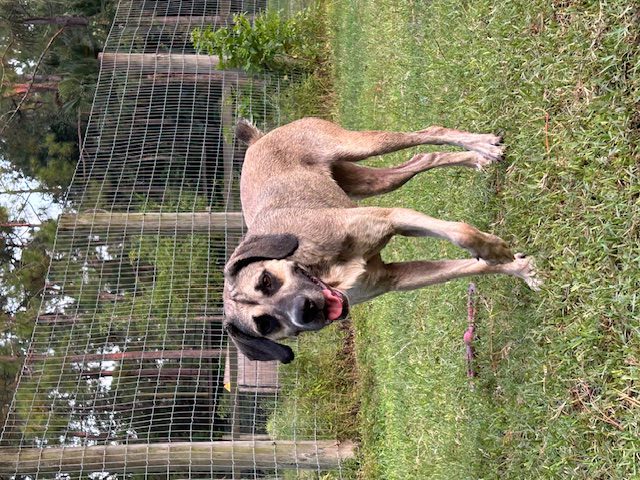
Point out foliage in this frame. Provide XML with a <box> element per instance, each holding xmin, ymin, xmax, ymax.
<box><xmin>330</xmin><ymin>0</ymin><xmax>640</xmax><ymax>478</ymax></box>
<box><xmin>0</xmin><ymin>0</ymin><xmax>114</xmax><ymax>191</ymax></box>
<box><xmin>0</xmin><ymin>214</ymin><xmax>56</xmax><ymax>315</ymax></box>
<box><xmin>0</xmin><ymin>107</ymin><xmax>78</xmax><ymax>193</ymax></box>
<box><xmin>192</xmin><ymin>9</ymin><xmax>322</xmax><ymax>73</ymax></box>
<box><xmin>0</xmin><ymin>214</ymin><xmax>56</xmax><ymax>427</ymax></box>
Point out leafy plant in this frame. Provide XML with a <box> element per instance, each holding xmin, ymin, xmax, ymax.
<box><xmin>192</xmin><ymin>9</ymin><xmax>321</xmax><ymax>73</ymax></box>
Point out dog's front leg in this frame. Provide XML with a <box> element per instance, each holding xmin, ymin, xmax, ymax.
<box><xmin>389</xmin><ymin>208</ymin><xmax>514</xmax><ymax>264</ymax></box>
<box><xmin>385</xmin><ymin>254</ymin><xmax>541</xmax><ymax>292</ymax></box>
<box><xmin>353</xmin><ymin>207</ymin><xmax>514</xmax><ymax>264</ymax></box>
<box><xmin>349</xmin><ymin>254</ymin><xmax>540</xmax><ymax>304</ymax></box>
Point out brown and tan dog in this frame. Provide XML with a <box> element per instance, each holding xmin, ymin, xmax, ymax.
<box><xmin>223</xmin><ymin>118</ymin><xmax>540</xmax><ymax>363</ymax></box>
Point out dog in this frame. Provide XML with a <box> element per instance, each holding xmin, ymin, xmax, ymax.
<box><xmin>223</xmin><ymin>118</ymin><xmax>540</xmax><ymax>363</ymax></box>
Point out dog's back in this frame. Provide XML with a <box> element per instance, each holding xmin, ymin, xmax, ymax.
<box><xmin>236</xmin><ymin>119</ymin><xmax>355</xmax><ymax>228</ymax></box>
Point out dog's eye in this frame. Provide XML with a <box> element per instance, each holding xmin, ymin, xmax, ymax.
<box><xmin>254</xmin><ymin>315</ymin><xmax>280</xmax><ymax>336</ymax></box>
<box><xmin>256</xmin><ymin>270</ymin><xmax>279</xmax><ymax>295</ymax></box>
<box><xmin>260</xmin><ymin>271</ymin><xmax>272</xmax><ymax>289</ymax></box>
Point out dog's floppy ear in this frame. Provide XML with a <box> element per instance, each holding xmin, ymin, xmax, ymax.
<box><xmin>225</xmin><ymin>323</ymin><xmax>294</xmax><ymax>364</ymax></box>
<box><xmin>224</xmin><ymin>233</ymin><xmax>299</xmax><ymax>278</ymax></box>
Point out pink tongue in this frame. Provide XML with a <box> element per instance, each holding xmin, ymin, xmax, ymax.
<box><xmin>322</xmin><ymin>288</ymin><xmax>343</xmax><ymax>321</ymax></box>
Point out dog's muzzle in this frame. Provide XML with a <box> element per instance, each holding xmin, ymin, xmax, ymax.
<box><xmin>292</xmin><ymin>265</ymin><xmax>350</xmax><ymax>326</ymax></box>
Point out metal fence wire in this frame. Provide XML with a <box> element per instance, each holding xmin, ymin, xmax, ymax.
<box><xmin>0</xmin><ymin>1</ymin><xmax>354</xmax><ymax>478</ymax></box>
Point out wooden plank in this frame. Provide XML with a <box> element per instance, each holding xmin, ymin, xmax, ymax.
<box><xmin>0</xmin><ymin>440</ymin><xmax>356</xmax><ymax>474</ymax></box>
<box><xmin>221</xmin><ymin>84</ymin><xmax>237</xmax><ymax>210</ymax></box>
<box><xmin>134</xmin><ymin>15</ymin><xmax>245</xmax><ymax>25</ymax></box>
<box><xmin>81</xmin><ymin>368</ymin><xmax>206</xmax><ymax>378</ymax></box>
<box><xmin>228</xmin><ymin>344</ymin><xmax>241</xmax><ymax>440</ymax></box>
<box><xmin>25</xmin><ymin>349</ymin><xmax>224</xmax><ymax>363</ymax></box>
<box><xmin>99</xmin><ymin>53</ymin><xmax>226</xmax><ymax>74</ymax></box>
<box><xmin>221</xmin><ymin>434</ymin><xmax>272</xmax><ymax>441</ymax></box>
<box><xmin>237</xmin><ymin>354</ymin><xmax>280</xmax><ymax>394</ymax></box>
<box><xmin>37</xmin><ymin>314</ymin><xmax>224</xmax><ymax>325</ymax></box>
<box><xmin>58</xmin><ymin>212</ymin><xmax>244</xmax><ymax>233</ymax></box>
<box><xmin>143</xmin><ymin>72</ymin><xmax>261</xmax><ymax>86</ymax></box>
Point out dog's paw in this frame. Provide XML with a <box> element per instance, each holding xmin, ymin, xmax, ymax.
<box><xmin>468</xmin><ymin>233</ymin><xmax>514</xmax><ymax>265</ymax></box>
<box><xmin>468</xmin><ymin>142</ymin><xmax>506</xmax><ymax>161</ymax></box>
<box><xmin>465</xmin><ymin>151</ymin><xmax>500</xmax><ymax>171</ymax></box>
<box><xmin>508</xmin><ymin>253</ymin><xmax>543</xmax><ymax>291</ymax></box>
<box><xmin>460</xmin><ymin>131</ymin><xmax>504</xmax><ymax>160</ymax></box>
<box><xmin>472</xmin><ymin>132</ymin><xmax>503</xmax><ymax>146</ymax></box>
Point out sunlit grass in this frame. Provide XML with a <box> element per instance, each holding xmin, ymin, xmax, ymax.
<box><xmin>330</xmin><ymin>0</ymin><xmax>639</xmax><ymax>478</ymax></box>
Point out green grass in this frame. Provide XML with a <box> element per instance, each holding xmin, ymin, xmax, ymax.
<box><xmin>267</xmin><ymin>323</ymin><xmax>359</xmax><ymax>443</ymax></box>
<box><xmin>265</xmin><ymin>324</ymin><xmax>360</xmax><ymax>480</ymax></box>
<box><xmin>327</xmin><ymin>0</ymin><xmax>639</xmax><ymax>479</ymax></box>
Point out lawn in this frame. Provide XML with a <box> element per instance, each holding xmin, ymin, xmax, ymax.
<box><xmin>327</xmin><ymin>0</ymin><xmax>639</xmax><ymax>478</ymax></box>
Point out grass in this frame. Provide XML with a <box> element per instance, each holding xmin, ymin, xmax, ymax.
<box><xmin>267</xmin><ymin>322</ymin><xmax>360</xmax><ymax>443</ymax></box>
<box><xmin>267</xmin><ymin>322</ymin><xmax>360</xmax><ymax>479</ymax></box>
<box><xmin>326</xmin><ymin>0</ymin><xmax>640</xmax><ymax>479</ymax></box>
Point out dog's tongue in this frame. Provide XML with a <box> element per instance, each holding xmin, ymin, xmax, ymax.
<box><xmin>322</xmin><ymin>288</ymin><xmax>343</xmax><ymax>321</ymax></box>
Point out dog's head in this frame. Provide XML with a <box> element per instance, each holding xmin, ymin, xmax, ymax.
<box><xmin>223</xmin><ymin>234</ymin><xmax>349</xmax><ymax>363</ymax></box>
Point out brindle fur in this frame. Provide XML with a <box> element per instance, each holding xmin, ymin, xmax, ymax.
<box><xmin>224</xmin><ymin>118</ymin><xmax>540</xmax><ymax>363</ymax></box>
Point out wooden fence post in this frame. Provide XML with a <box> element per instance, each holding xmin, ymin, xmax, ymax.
<box><xmin>0</xmin><ymin>440</ymin><xmax>356</xmax><ymax>474</ymax></box>
<box><xmin>58</xmin><ymin>212</ymin><xmax>245</xmax><ymax>232</ymax></box>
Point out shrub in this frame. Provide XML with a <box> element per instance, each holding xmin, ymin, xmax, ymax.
<box><xmin>192</xmin><ymin>9</ymin><xmax>320</xmax><ymax>73</ymax></box>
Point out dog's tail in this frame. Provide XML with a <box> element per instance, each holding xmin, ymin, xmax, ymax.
<box><xmin>235</xmin><ymin>119</ymin><xmax>263</xmax><ymax>146</ymax></box>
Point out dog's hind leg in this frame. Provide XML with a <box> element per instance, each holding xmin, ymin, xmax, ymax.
<box><xmin>279</xmin><ymin>118</ymin><xmax>504</xmax><ymax>163</ymax></box>
<box><xmin>332</xmin><ymin>151</ymin><xmax>494</xmax><ymax>199</ymax></box>
<box><xmin>335</xmin><ymin>124</ymin><xmax>504</xmax><ymax>162</ymax></box>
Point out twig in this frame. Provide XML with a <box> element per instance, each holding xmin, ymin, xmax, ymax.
<box><xmin>0</xmin><ymin>27</ymin><xmax>65</xmax><ymax>134</ymax></box>
<box><xmin>544</xmin><ymin>111</ymin><xmax>550</xmax><ymax>155</ymax></box>
<box><xmin>464</xmin><ymin>283</ymin><xmax>477</xmax><ymax>379</ymax></box>
<box><xmin>77</xmin><ymin>108</ymin><xmax>84</xmax><ymax>158</ymax></box>
<box><xmin>617</xmin><ymin>390</ymin><xmax>640</xmax><ymax>409</ymax></box>
<box><xmin>0</xmin><ymin>37</ymin><xmax>16</xmax><ymax>89</ymax></box>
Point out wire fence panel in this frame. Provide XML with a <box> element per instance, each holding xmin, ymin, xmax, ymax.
<box><xmin>0</xmin><ymin>1</ymin><xmax>354</xmax><ymax>478</ymax></box>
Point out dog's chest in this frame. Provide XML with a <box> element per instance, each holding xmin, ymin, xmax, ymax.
<box><xmin>321</xmin><ymin>259</ymin><xmax>367</xmax><ymax>292</ymax></box>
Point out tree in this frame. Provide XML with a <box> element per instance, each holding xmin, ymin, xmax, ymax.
<box><xmin>0</xmin><ymin>206</ymin><xmax>55</xmax><ymax>313</ymax></box>
<box><xmin>0</xmin><ymin>0</ymin><xmax>115</xmax><ymax>191</ymax></box>
<box><xmin>0</xmin><ymin>204</ymin><xmax>57</xmax><ymax>426</ymax></box>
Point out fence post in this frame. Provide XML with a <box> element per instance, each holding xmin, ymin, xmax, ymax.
<box><xmin>0</xmin><ymin>440</ymin><xmax>356</xmax><ymax>474</ymax></box>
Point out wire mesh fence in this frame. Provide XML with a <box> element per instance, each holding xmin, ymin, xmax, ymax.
<box><xmin>0</xmin><ymin>1</ymin><xmax>354</xmax><ymax>478</ymax></box>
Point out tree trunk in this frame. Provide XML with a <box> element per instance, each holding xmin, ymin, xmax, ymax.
<box><xmin>3</xmin><ymin>82</ymin><xmax>59</xmax><ymax>97</ymax></box>
<box><xmin>0</xmin><ymin>187</ymin><xmax>61</xmax><ymax>195</ymax></box>
<box><xmin>0</xmin><ymin>222</ymin><xmax>40</xmax><ymax>228</ymax></box>
<box><xmin>0</xmin><ymin>356</ymin><xmax>20</xmax><ymax>362</ymax></box>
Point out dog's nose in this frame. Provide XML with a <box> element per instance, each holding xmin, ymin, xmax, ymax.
<box><xmin>290</xmin><ymin>296</ymin><xmax>320</xmax><ymax>328</ymax></box>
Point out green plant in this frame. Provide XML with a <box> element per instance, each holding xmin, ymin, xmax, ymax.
<box><xmin>192</xmin><ymin>9</ymin><xmax>320</xmax><ymax>73</ymax></box>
